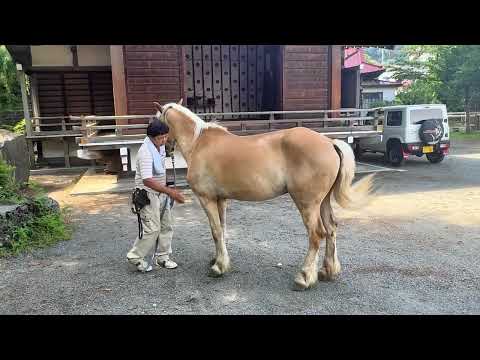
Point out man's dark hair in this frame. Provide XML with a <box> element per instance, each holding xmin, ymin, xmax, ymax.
<box><xmin>147</xmin><ymin>120</ymin><xmax>169</xmax><ymax>137</ymax></box>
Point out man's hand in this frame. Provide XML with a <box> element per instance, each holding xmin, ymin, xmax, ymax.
<box><xmin>167</xmin><ymin>188</ymin><xmax>185</xmax><ymax>204</ymax></box>
<box><xmin>143</xmin><ymin>178</ymin><xmax>185</xmax><ymax>204</ymax></box>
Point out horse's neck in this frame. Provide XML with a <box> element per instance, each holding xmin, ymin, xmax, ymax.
<box><xmin>172</xmin><ymin>119</ymin><xmax>197</xmax><ymax>166</ymax></box>
<box><xmin>175</xmin><ymin>135</ymin><xmax>195</xmax><ymax>166</ymax></box>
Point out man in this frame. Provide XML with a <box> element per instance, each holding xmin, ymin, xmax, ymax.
<box><xmin>127</xmin><ymin>120</ymin><xmax>185</xmax><ymax>272</ymax></box>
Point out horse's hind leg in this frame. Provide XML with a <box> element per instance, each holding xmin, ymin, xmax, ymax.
<box><xmin>319</xmin><ymin>196</ymin><xmax>341</xmax><ymax>281</ymax></box>
<box><xmin>293</xmin><ymin>202</ymin><xmax>324</xmax><ymax>290</ymax></box>
<box><xmin>197</xmin><ymin>195</ymin><xmax>231</xmax><ymax>277</ymax></box>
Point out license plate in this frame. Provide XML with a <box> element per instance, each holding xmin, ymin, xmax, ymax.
<box><xmin>423</xmin><ymin>146</ymin><xmax>433</xmax><ymax>153</ymax></box>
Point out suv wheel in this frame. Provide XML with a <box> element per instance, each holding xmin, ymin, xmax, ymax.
<box><xmin>354</xmin><ymin>142</ymin><xmax>363</xmax><ymax>160</ymax></box>
<box><xmin>388</xmin><ymin>142</ymin><xmax>405</xmax><ymax>167</ymax></box>
<box><xmin>426</xmin><ymin>152</ymin><xmax>445</xmax><ymax>164</ymax></box>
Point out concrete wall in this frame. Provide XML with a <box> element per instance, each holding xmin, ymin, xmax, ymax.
<box><xmin>77</xmin><ymin>46</ymin><xmax>110</xmax><ymax>66</ymax></box>
<box><xmin>31</xmin><ymin>46</ymin><xmax>73</xmax><ymax>67</ymax></box>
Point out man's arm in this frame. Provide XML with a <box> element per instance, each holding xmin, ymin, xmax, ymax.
<box><xmin>138</xmin><ymin>148</ymin><xmax>185</xmax><ymax>203</ymax></box>
<box><xmin>143</xmin><ymin>178</ymin><xmax>185</xmax><ymax>203</ymax></box>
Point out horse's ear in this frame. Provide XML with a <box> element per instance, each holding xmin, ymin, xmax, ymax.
<box><xmin>153</xmin><ymin>102</ymin><xmax>163</xmax><ymax>113</ymax></box>
<box><xmin>177</xmin><ymin>98</ymin><xmax>183</xmax><ymax>106</ymax></box>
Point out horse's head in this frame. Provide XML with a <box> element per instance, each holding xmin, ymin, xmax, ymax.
<box><xmin>153</xmin><ymin>98</ymin><xmax>183</xmax><ymax>126</ymax></box>
<box><xmin>152</xmin><ymin>99</ymin><xmax>184</xmax><ymax>151</ymax></box>
<box><xmin>152</xmin><ymin>98</ymin><xmax>206</xmax><ymax>142</ymax></box>
<box><xmin>152</xmin><ymin>99</ymin><xmax>226</xmax><ymax>152</ymax></box>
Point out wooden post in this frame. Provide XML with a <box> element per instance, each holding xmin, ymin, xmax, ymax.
<box><xmin>60</xmin><ymin>118</ymin><xmax>70</xmax><ymax>168</ymax></box>
<box><xmin>466</xmin><ymin>110</ymin><xmax>471</xmax><ymax>133</ymax></box>
<box><xmin>16</xmin><ymin>64</ymin><xmax>35</xmax><ymax>168</ymax></box>
<box><xmin>110</xmin><ymin>45</ymin><xmax>128</xmax><ymax>174</ymax></box>
<box><xmin>111</xmin><ymin>46</ymin><xmax>128</xmax><ymax>119</ymax></box>
<box><xmin>16</xmin><ymin>65</ymin><xmax>32</xmax><ymax>136</ymax></box>
<box><xmin>329</xmin><ymin>45</ymin><xmax>342</xmax><ymax>111</ymax></box>
<box><xmin>80</xmin><ymin>115</ymin><xmax>87</xmax><ymax>141</ymax></box>
<box><xmin>30</xmin><ymin>74</ymin><xmax>41</xmax><ymax>132</ymax></box>
<box><xmin>63</xmin><ymin>138</ymin><xmax>70</xmax><ymax>168</ymax></box>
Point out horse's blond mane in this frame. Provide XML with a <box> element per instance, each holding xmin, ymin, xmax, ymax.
<box><xmin>163</xmin><ymin>103</ymin><xmax>227</xmax><ymax>141</ymax></box>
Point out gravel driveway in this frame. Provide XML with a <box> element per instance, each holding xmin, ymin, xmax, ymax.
<box><xmin>1</xmin><ymin>138</ymin><xmax>479</xmax><ymax>314</ymax></box>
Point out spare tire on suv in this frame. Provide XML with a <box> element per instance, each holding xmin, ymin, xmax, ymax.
<box><xmin>419</xmin><ymin>119</ymin><xmax>444</xmax><ymax>144</ymax></box>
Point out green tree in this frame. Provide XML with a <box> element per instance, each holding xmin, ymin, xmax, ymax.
<box><xmin>434</xmin><ymin>46</ymin><xmax>480</xmax><ymax>131</ymax></box>
<box><xmin>389</xmin><ymin>45</ymin><xmax>480</xmax><ymax>131</ymax></box>
<box><xmin>395</xmin><ymin>80</ymin><xmax>439</xmax><ymax>106</ymax></box>
<box><xmin>387</xmin><ymin>45</ymin><xmax>441</xmax><ymax>105</ymax></box>
<box><xmin>0</xmin><ymin>45</ymin><xmax>21</xmax><ymax>111</ymax></box>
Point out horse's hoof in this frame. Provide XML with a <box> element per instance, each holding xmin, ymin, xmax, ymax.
<box><xmin>293</xmin><ymin>272</ymin><xmax>309</xmax><ymax>291</ymax></box>
<box><xmin>208</xmin><ymin>271</ymin><xmax>223</xmax><ymax>278</ymax></box>
<box><xmin>318</xmin><ymin>268</ymin><xmax>337</xmax><ymax>282</ymax></box>
<box><xmin>209</xmin><ymin>258</ymin><xmax>216</xmax><ymax>266</ymax></box>
<box><xmin>293</xmin><ymin>282</ymin><xmax>308</xmax><ymax>291</ymax></box>
<box><xmin>208</xmin><ymin>264</ymin><xmax>224</xmax><ymax>278</ymax></box>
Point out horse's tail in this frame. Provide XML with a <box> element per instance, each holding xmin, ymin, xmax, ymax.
<box><xmin>330</xmin><ymin>139</ymin><xmax>374</xmax><ymax>209</ymax></box>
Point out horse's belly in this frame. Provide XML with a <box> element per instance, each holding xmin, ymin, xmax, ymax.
<box><xmin>189</xmin><ymin>157</ymin><xmax>287</xmax><ymax>201</ymax></box>
<box><xmin>218</xmin><ymin>173</ymin><xmax>287</xmax><ymax>201</ymax></box>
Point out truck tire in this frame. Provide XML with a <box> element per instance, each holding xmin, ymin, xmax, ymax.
<box><xmin>387</xmin><ymin>142</ymin><xmax>405</xmax><ymax>167</ymax></box>
<box><xmin>354</xmin><ymin>142</ymin><xmax>363</xmax><ymax>160</ymax></box>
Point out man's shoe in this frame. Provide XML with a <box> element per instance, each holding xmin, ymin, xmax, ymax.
<box><xmin>155</xmin><ymin>258</ymin><xmax>178</xmax><ymax>269</ymax></box>
<box><xmin>128</xmin><ymin>258</ymin><xmax>153</xmax><ymax>273</ymax></box>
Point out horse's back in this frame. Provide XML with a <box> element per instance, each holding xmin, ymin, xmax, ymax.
<box><xmin>188</xmin><ymin>127</ymin><xmax>339</xmax><ymax>201</ymax></box>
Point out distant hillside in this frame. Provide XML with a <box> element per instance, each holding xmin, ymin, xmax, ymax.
<box><xmin>364</xmin><ymin>46</ymin><xmax>406</xmax><ymax>65</ymax></box>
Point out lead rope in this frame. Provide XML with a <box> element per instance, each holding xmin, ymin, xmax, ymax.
<box><xmin>137</xmin><ymin>210</ymin><xmax>143</xmax><ymax>240</ymax></box>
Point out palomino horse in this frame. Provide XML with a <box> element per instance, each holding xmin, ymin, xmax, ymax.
<box><xmin>154</xmin><ymin>100</ymin><xmax>374</xmax><ymax>290</ymax></box>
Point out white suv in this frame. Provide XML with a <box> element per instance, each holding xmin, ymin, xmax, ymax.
<box><xmin>355</xmin><ymin>104</ymin><xmax>451</xmax><ymax>166</ymax></box>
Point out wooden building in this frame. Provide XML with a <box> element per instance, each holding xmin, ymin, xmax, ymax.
<box><xmin>6</xmin><ymin>45</ymin><xmax>392</xmax><ymax>170</ymax></box>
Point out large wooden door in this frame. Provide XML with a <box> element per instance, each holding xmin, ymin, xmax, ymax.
<box><xmin>184</xmin><ymin>45</ymin><xmax>266</xmax><ymax>116</ymax></box>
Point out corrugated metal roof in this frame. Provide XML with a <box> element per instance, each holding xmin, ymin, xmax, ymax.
<box><xmin>344</xmin><ymin>47</ymin><xmax>384</xmax><ymax>74</ymax></box>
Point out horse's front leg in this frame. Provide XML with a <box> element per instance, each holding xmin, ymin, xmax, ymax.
<box><xmin>198</xmin><ymin>196</ymin><xmax>231</xmax><ymax>277</ymax></box>
<box><xmin>218</xmin><ymin>198</ymin><xmax>227</xmax><ymax>243</ymax></box>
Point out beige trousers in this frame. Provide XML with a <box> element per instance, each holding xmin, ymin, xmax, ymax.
<box><xmin>127</xmin><ymin>191</ymin><xmax>174</xmax><ymax>263</ymax></box>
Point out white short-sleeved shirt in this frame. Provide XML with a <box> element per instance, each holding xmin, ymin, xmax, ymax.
<box><xmin>134</xmin><ymin>143</ymin><xmax>166</xmax><ymax>193</ymax></box>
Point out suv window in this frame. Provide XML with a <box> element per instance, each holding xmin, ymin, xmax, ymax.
<box><xmin>387</xmin><ymin>111</ymin><xmax>402</xmax><ymax>126</ymax></box>
<box><xmin>409</xmin><ymin>108</ymin><xmax>443</xmax><ymax>124</ymax></box>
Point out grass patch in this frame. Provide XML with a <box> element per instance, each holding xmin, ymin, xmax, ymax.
<box><xmin>0</xmin><ymin>207</ymin><xmax>73</xmax><ymax>258</ymax></box>
<box><xmin>450</xmin><ymin>131</ymin><xmax>480</xmax><ymax>140</ymax></box>
<box><xmin>0</xmin><ymin>160</ymin><xmax>22</xmax><ymax>204</ymax></box>
<box><xmin>0</xmin><ymin>118</ymin><xmax>25</xmax><ymax>135</ymax></box>
<box><xmin>0</xmin><ymin>159</ymin><xmax>73</xmax><ymax>257</ymax></box>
